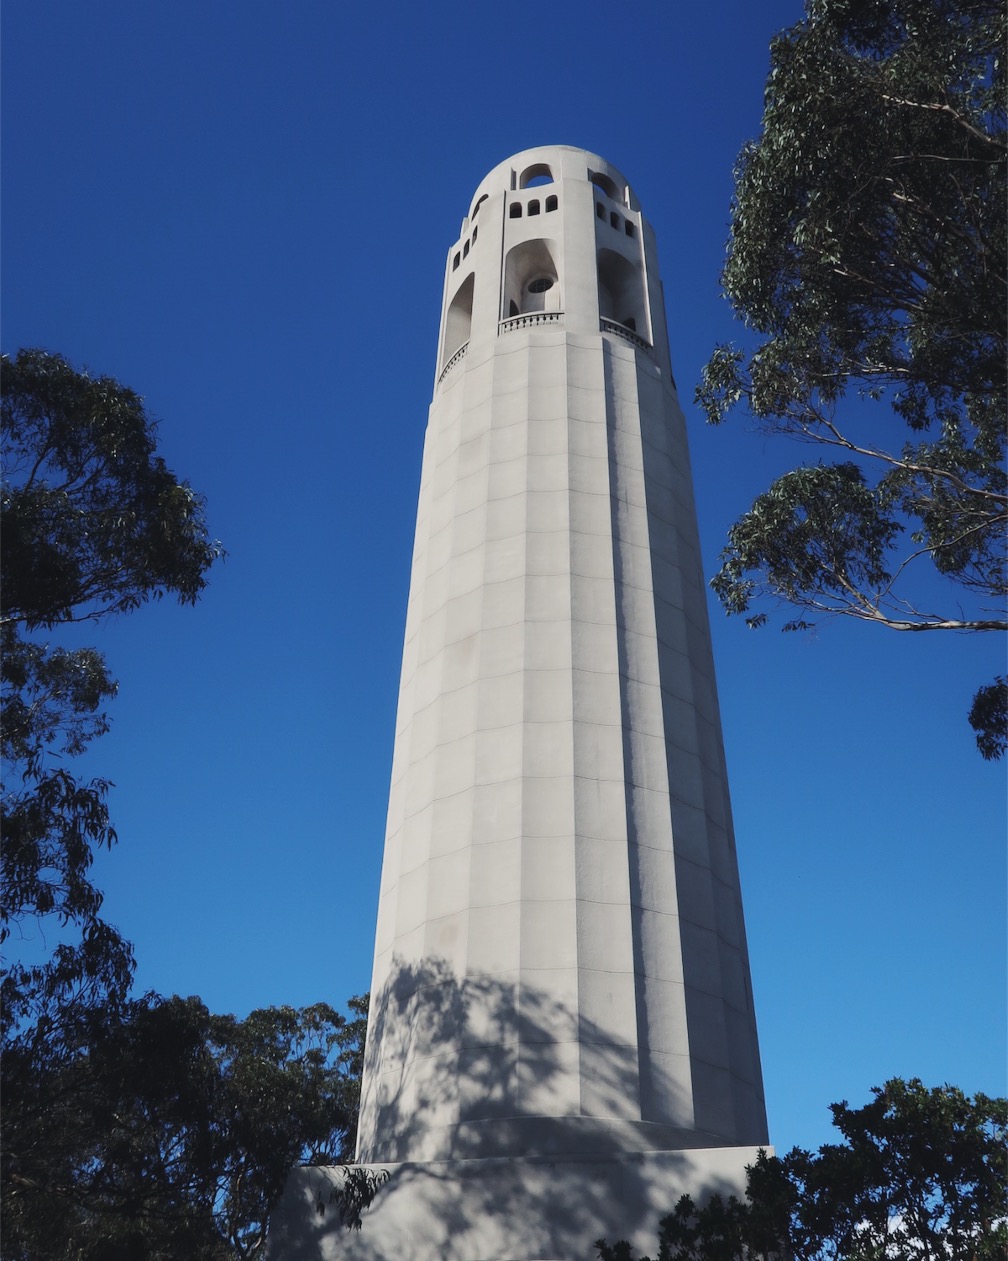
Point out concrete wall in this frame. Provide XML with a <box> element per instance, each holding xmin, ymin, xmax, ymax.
<box><xmin>355</xmin><ymin>147</ymin><xmax>767</xmax><ymax>1167</ymax></box>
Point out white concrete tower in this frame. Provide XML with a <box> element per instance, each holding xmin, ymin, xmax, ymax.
<box><xmin>268</xmin><ymin>146</ymin><xmax>769</xmax><ymax>1261</ymax></box>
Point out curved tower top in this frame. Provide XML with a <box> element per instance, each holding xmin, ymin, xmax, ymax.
<box><xmin>435</xmin><ymin>144</ymin><xmax>675</xmax><ymax>395</ymax></box>
<box><xmin>464</xmin><ymin>146</ymin><xmax>640</xmax><ymax>218</ymax></box>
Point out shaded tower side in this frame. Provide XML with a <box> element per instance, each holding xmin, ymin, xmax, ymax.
<box><xmin>356</xmin><ymin>146</ymin><xmax>767</xmax><ymax>1166</ymax></box>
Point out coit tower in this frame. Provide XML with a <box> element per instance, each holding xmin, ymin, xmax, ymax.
<box><xmin>270</xmin><ymin>145</ymin><xmax>769</xmax><ymax>1261</ymax></box>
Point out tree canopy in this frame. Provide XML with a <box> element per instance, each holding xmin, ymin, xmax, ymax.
<box><xmin>696</xmin><ymin>0</ymin><xmax>1007</xmax><ymax>757</ymax></box>
<box><xmin>2</xmin><ymin>347</ymin><xmax>223</xmax><ymax>1033</ymax></box>
<box><xmin>596</xmin><ymin>1078</ymin><xmax>1008</xmax><ymax>1261</ymax></box>
<box><xmin>2</xmin><ymin>992</ymin><xmax>374</xmax><ymax>1260</ymax></box>
<box><xmin>1</xmin><ymin>350</ymin><xmax>381</xmax><ymax>1258</ymax></box>
<box><xmin>2</xmin><ymin>347</ymin><xmax>220</xmax><ymax>630</ymax></box>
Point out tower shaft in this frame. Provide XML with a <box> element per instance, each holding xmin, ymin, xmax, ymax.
<box><xmin>356</xmin><ymin>146</ymin><xmax>767</xmax><ymax>1166</ymax></box>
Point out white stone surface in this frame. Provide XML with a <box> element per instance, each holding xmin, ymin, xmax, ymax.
<box><xmin>357</xmin><ymin>148</ymin><xmax>767</xmax><ymax>1171</ymax></box>
<box><xmin>267</xmin><ymin>1147</ymin><xmax>770</xmax><ymax>1261</ymax></box>
<box><xmin>270</xmin><ymin>146</ymin><xmax>771</xmax><ymax>1259</ymax></box>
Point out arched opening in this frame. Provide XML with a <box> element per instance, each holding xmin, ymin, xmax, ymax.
<box><xmin>545</xmin><ymin>195</ymin><xmax>558</xmax><ymax>212</ymax></box>
<box><xmin>597</xmin><ymin>247</ymin><xmax>647</xmax><ymax>340</ymax></box>
<box><xmin>503</xmin><ymin>239</ymin><xmax>560</xmax><ymax>317</ymax></box>
<box><xmin>452</xmin><ymin>252</ymin><xmax>460</xmax><ymax>271</ymax></box>
<box><xmin>509</xmin><ymin>203</ymin><xmax>522</xmax><ymax>219</ymax></box>
<box><xmin>519</xmin><ymin>163</ymin><xmax>553</xmax><ymax>188</ymax></box>
<box><xmin>470</xmin><ymin>193</ymin><xmax>488</xmax><ymax>220</ymax></box>
<box><xmin>528</xmin><ymin>199</ymin><xmax>540</xmax><ymax>216</ymax></box>
<box><xmin>443</xmin><ymin>272</ymin><xmax>475</xmax><ymax>368</ymax></box>
<box><xmin>463</xmin><ymin>239</ymin><xmax>470</xmax><ymax>258</ymax></box>
<box><xmin>589</xmin><ymin>170</ymin><xmax>619</xmax><ymax>201</ymax></box>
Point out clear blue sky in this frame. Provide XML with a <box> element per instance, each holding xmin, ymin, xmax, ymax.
<box><xmin>3</xmin><ymin>0</ymin><xmax>1004</xmax><ymax>1158</ymax></box>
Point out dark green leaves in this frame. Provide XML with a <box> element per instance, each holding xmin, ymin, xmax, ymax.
<box><xmin>1</xmin><ymin>993</ymin><xmax>377</xmax><ymax>1260</ymax></box>
<box><xmin>1</xmin><ymin>348</ymin><xmax>223</xmax><ymax>630</ymax></box>
<box><xmin>968</xmin><ymin>676</ymin><xmax>1008</xmax><ymax>760</ymax></box>
<box><xmin>1</xmin><ymin>349</ymin><xmax>223</xmax><ymax>1014</ymax></box>
<box><xmin>596</xmin><ymin>1078</ymin><xmax>1008</xmax><ymax>1261</ymax></box>
<box><xmin>0</xmin><ymin>349</ymin><xmax>376</xmax><ymax>1260</ymax></box>
<box><xmin>711</xmin><ymin>464</ymin><xmax>901</xmax><ymax>625</ymax></box>
<box><xmin>698</xmin><ymin>0</ymin><xmax>1007</xmax><ymax>753</ymax></box>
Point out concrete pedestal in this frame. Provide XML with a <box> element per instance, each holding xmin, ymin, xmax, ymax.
<box><xmin>267</xmin><ymin>1145</ymin><xmax>769</xmax><ymax>1261</ymax></box>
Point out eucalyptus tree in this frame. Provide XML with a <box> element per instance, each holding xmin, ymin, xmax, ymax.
<box><xmin>697</xmin><ymin>0</ymin><xmax>1007</xmax><ymax>757</ymax></box>
<box><xmin>1</xmin><ymin>351</ymin><xmax>382</xmax><ymax>1258</ymax></box>
<box><xmin>2</xmin><ymin>347</ymin><xmax>222</xmax><ymax>1030</ymax></box>
<box><xmin>597</xmin><ymin>1079</ymin><xmax>1008</xmax><ymax>1261</ymax></box>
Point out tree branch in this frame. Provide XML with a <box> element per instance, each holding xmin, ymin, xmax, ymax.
<box><xmin>879</xmin><ymin>93</ymin><xmax>1007</xmax><ymax>151</ymax></box>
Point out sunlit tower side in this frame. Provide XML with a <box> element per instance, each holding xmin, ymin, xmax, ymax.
<box><xmin>269</xmin><ymin>145</ymin><xmax>770</xmax><ymax>1261</ymax></box>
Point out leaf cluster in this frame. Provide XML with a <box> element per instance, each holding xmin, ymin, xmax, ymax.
<box><xmin>2</xmin><ymin>348</ymin><xmax>222</xmax><ymax>630</ymax></box>
<box><xmin>1</xmin><ymin>349</ymin><xmax>381</xmax><ymax>1260</ymax></box>
<box><xmin>2</xmin><ymin>348</ymin><xmax>223</xmax><ymax>1023</ymax></box>
<box><xmin>695</xmin><ymin>0</ymin><xmax>1007</xmax><ymax>754</ymax></box>
<box><xmin>1</xmin><ymin>993</ymin><xmax>377</xmax><ymax>1261</ymax></box>
<box><xmin>596</xmin><ymin>1077</ymin><xmax>1008</xmax><ymax>1261</ymax></box>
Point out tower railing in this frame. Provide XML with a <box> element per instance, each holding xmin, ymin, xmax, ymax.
<box><xmin>498</xmin><ymin>311</ymin><xmax>564</xmax><ymax>334</ymax></box>
<box><xmin>600</xmin><ymin>317</ymin><xmax>652</xmax><ymax>353</ymax></box>
<box><xmin>437</xmin><ymin>341</ymin><xmax>469</xmax><ymax>386</ymax></box>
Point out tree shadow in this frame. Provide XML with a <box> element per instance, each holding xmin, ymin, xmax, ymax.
<box><xmin>266</xmin><ymin>955</ymin><xmax>769</xmax><ymax>1258</ymax></box>
<box><xmin>357</xmin><ymin>954</ymin><xmax>724</xmax><ymax>1163</ymax></box>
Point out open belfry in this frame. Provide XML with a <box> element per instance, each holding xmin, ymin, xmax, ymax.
<box><xmin>269</xmin><ymin>145</ymin><xmax>770</xmax><ymax>1260</ymax></box>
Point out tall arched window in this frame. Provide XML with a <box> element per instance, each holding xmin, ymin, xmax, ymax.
<box><xmin>443</xmin><ymin>272</ymin><xmax>475</xmax><ymax>368</ymax></box>
<box><xmin>597</xmin><ymin>247</ymin><xmax>648</xmax><ymax>341</ymax></box>
<box><xmin>503</xmin><ymin>239</ymin><xmax>560</xmax><ymax>317</ymax></box>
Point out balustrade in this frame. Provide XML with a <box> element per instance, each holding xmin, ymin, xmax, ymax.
<box><xmin>437</xmin><ymin>341</ymin><xmax>468</xmax><ymax>385</ymax></box>
<box><xmin>498</xmin><ymin>311</ymin><xmax>564</xmax><ymax>334</ymax></box>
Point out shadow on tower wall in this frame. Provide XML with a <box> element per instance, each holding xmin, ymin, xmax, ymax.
<box><xmin>264</xmin><ymin>958</ymin><xmax>767</xmax><ymax>1260</ymax></box>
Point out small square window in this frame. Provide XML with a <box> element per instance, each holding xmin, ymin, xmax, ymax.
<box><xmin>453</xmin><ymin>252</ymin><xmax>460</xmax><ymax>270</ymax></box>
<box><xmin>625</xmin><ymin>221</ymin><xmax>635</xmax><ymax>238</ymax></box>
<box><xmin>596</xmin><ymin>202</ymin><xmax>605</xmax><ymax>219</ymax></box>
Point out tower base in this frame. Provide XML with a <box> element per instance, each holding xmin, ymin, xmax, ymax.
<box><xmin>266</xmin><ymin>1146</ymin><xmax>769</xmax><ymax>1261</ymax></box>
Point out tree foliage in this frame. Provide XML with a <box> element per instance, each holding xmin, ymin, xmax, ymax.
<box><xmin>1</xmin><ymin>348</ymin><xmax>223</xmax><ymax>1023</ymax></box>
<box><xmin>696</xmin><ymin>0</ymin><xmax>1007</xmax><ymax>755</ymax></box>
<box><xmin>596</xmin><ymin>1078</ymin><xmax>1008</xmax><ymax>1261</ymax></box>
<box><xmin>2</xmin><ymin>351</ymin><xmax>383</xmax><ymax>1257</ymax></box>
<box><xmin>2</xmin><ymin>347</ymin><xmax>220</xmax><ymax>631</ymax></box>
<box><xmin>1</xmin><ymin>992</ymin><xmax>380</xmax><ymax>1261</ymax></box>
